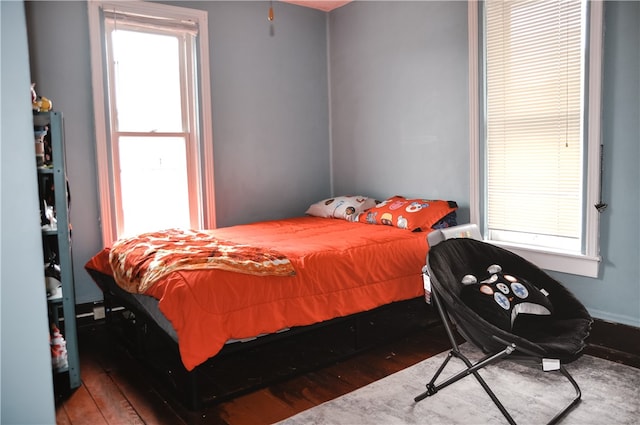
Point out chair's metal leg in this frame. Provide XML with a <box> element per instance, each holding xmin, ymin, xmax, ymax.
<box><xmin>416</xmin><ymin>285</ymin><xmax>583</xmax><ymax>424</ymax></box>
<box><xmin>414</xmin><ymin>351</ymin><xmax>455</xmax><ymax>402</ymax></box>
<box><xmin>415</xmin><ymin>348</ymin><xmax>582</xmax><ymax>425</ymax></box>
<box><xmin>491</xmin><ymin>336</ymin><xmax>583</xmax><ymax>425</ymax></box>
<box><xmin>431</xmin><ymin>287</ymin><xmax>462</xmax><ymax>353</ymax></box>
<box><xmin>456</xmin><ymin>348</ymin><xmax>518</xmax><ymax>425</ymax></box>
<box><xmin>546</xmin><ymin>365</ymin><xmax>582</xmax><ymax>425</ymax></box>
<box><xmin>414</xmin><ymin>342</ymin><xmax>518</xmax><ymax>424</ymax></box>
<box><xmin>417</xmin><ymin>289</ymin><xmax>516</xmax><ymax>423</ymax></box>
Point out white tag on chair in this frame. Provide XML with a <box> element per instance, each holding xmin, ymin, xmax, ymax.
<box><xmin>422</xmin><ymin>266</ymin><xmax>432</xmax><ymax>304</ymax></box>
<box><xmin>542</xmin><ymin>358</ymin><xmax>560</xmax><ymax>371</ymax></box>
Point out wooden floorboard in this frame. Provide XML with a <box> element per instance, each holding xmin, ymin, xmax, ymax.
<box><xmin>75</xmin><ymin>336</ymin><xmax>144</xmax><ymax>425</ymax></box>
<box><xmin>90</xmin><ymin>332</ymin><xmax>190</xmax><ymax>425</ymax></box>
<box><xmin>55</xmin><ymin>316</ymin><xmax>639</xmax><ymax>425</ymax></box>
<box><xmin>54</xmin><ymin>318</ymin><xmax>451</xmax><ymax>425</ymax></box>
<box><xmin>55</xmin><ymin>405</ymin><xmax>72</xmax><ymax>425</ymax></box>
<box><xmin>58</xmin><ymin>383</ymin><xmax>108</xmax><ymax>425</ymax></box>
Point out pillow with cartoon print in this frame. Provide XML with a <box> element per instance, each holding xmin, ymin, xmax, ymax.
<box><xmin>356</xmin><ymin>195</ymin><xmax>458</xmax><ymax>231</ymax></box>
<box><xmin>305</xmin><ymin>195</ymin><xmax>378</xmax><ymax>222</ymax></box>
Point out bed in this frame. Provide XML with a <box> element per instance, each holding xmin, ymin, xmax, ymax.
<box><xmin>85</xmin><ymin>195</ymin><xmax>457</xmax><ymax>408</ymax></box>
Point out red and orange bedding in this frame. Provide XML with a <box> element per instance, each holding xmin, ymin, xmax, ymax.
<box><xmin>85</xmin><ymin>216</ymin><xmax>429</xmax><ymax>371</ymax></box>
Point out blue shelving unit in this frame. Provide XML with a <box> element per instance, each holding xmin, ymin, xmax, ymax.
<box><xmin>35</xmin><ymin>111</ymin><xmax>81</xmax><ymax>390</ymax></box>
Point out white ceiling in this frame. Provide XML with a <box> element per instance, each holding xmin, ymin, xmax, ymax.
<box><xmin>280</xmin><ymin>1</ymin><xmax>353</xmax><ymax>12</ymax></box>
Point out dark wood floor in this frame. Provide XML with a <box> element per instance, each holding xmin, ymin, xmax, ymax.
<box><xmin>55</xmin><ymin>317</ymin><xmax>454</xmax><ymax>425</ymax></box>
<box><xmin>55</xmin><ymin>315</ymin><xmax>639</xmax><ymax>425</ymax></box>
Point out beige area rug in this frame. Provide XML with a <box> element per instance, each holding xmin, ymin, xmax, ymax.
<box><xmin>277</xmin><ymin>345</ymin><xmax>640</xmax><ymax>424</ymax></box>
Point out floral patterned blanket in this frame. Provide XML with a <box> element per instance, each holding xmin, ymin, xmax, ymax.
<box><xmin>109</xmin><ymin>228</ymin><xmax>295</xmax><ymax>294</ymax></box>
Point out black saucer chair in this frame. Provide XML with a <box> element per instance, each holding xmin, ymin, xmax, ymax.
<box><xmin>415</xmin><ymin>228</ymin><xmax>592</xmax><ymax>424</ymax></box>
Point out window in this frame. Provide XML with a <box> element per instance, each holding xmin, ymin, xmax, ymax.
<box><xmin>469</xmin><ymin>0</ymin><xmax>604</xmax><ymax>277</ymax></box>
<box><xmin>88</xmin><ymin>1</ymin><xmax>215</xmax><ymax>244</ymax></box>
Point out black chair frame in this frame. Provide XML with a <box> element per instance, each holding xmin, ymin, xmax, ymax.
<box><xmin>414</xmin><ymin>237</ymin><xmax>591</xmax><ymax>425</ymax></box>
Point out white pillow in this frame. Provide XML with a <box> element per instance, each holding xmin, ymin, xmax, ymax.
<box><xmin>305</xmin><ymin>196</ymin><xmax>378</xmax><ymax>222</ymax></box>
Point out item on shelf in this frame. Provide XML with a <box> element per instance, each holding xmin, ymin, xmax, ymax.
<box><xmin>31</xmin><ymin>83</ymin><xmax>38</xmax><ymax>110</ymax></box>
<box><xmin>34</xmin><ymin>126</ymin><xmax>47</xmax><ymax>167</ymax></box>
<box><xmin>50</xmin><ymin>324</ymin><xmax>68</xmax><ymax>372</ymax></box>
<box><xmin>41</xmin><ymin>200</ymin><xmax>57</xmax><ymax>231</ymax></box>
<box><xmin>45</xmin><ymin>259</ymin><xmax>62</xmax><ymax>301</ymax></box>
<box><xmin>43</xmin><ymin>131</ymin><xmax>53</xmax><ymax>167</ymax></box>
<box><xmin>31</xmin><ymin>82</ymin><xmax>53</xmax><ymax>112</ymax></box>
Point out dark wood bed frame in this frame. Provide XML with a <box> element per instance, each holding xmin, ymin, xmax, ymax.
<box><xmin>89</xmin><ymin>269</ymin><xmax>439</xmax><ymax>410</ymax></box>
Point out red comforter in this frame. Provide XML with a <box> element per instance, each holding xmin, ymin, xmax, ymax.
<box><xmin>86</xmin><ymin>216</ymin><xmax>429</xmax><ymax>371</ymax></box>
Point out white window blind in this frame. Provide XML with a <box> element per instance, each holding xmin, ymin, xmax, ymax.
<box><xmin>485</xmin><ymin>0</ymin><xmax>585</xmax><ymax>251</ymax></box>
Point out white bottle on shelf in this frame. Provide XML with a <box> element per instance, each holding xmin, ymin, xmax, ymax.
<box><xmin>50</xmin><ymin>324</ymin><xmax>68</xmax><ymax>372</ymax></box>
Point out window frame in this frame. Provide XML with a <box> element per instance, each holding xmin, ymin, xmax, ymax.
<box><xmin>468</xmin><ymin>0</ymin><xmax>604</xmax><ymax>278</ymax></box>
<box><xmin>88</xmin><ymin>0</ymin><xmax>215</xmax><ymax>245</ymax></box>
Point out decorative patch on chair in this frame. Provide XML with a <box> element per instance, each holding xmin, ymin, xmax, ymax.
<box><xmin>460</xmin><ymin>264</ymin><xmax>553</xmax><ymax>331</ymax></box>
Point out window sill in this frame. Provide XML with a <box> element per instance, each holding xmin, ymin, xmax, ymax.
<box><xmin>490</xmin><ymin>241</ymin><xmax>601</xmax><ymax>278</ymax></box>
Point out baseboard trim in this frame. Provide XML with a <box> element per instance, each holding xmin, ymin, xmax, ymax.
<box><xmin>588</xmin><ymin>308</ymin><xmax>640</xmax><ymax>328</ymax></box>
<box><xmin>585</xmin><ymin>318</ymin><xmax>640</xmax><ymax>368</ymax></box>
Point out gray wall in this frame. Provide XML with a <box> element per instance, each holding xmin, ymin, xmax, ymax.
<box><xmin>1</xmin><ymin>1</ymin><xmax>57</xmax><ymax>423</ymax></box>
<box><xmin>329</xmin><ymin>1</ymin><xmax>470</xmax><ymax>221</ymax></box>
<box><xmin>548</xmin><ymin>1</ymin><xmax>640</xmax><ymax>326</ymax></box>
<box><xmin>330</xmin><ymin>1</ymin><xmax>639</xmax><ymax>327</ymax></box>
<box><xmin>2</xmin><ymin>0</ymin><xmax>638</xmax><ymax>418</ymax></box>
<box><xmin>185</xmin><ymin>1</ymin><xmax>331</xmax><ymax>226</ymax></box>
<box><xmin>22</xmin><ymin>0</ymin><xmax>640</xmax><ymax>325</ymax></box>
<box><xmin>25</xmin><ymin>0</ymin><xmax>331</xmax><ymax>304</ymax></box>
<box><xmin>25</xmin><ymin>0</ymin><xmax>104</xmax><ymax>304</ymax></box>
